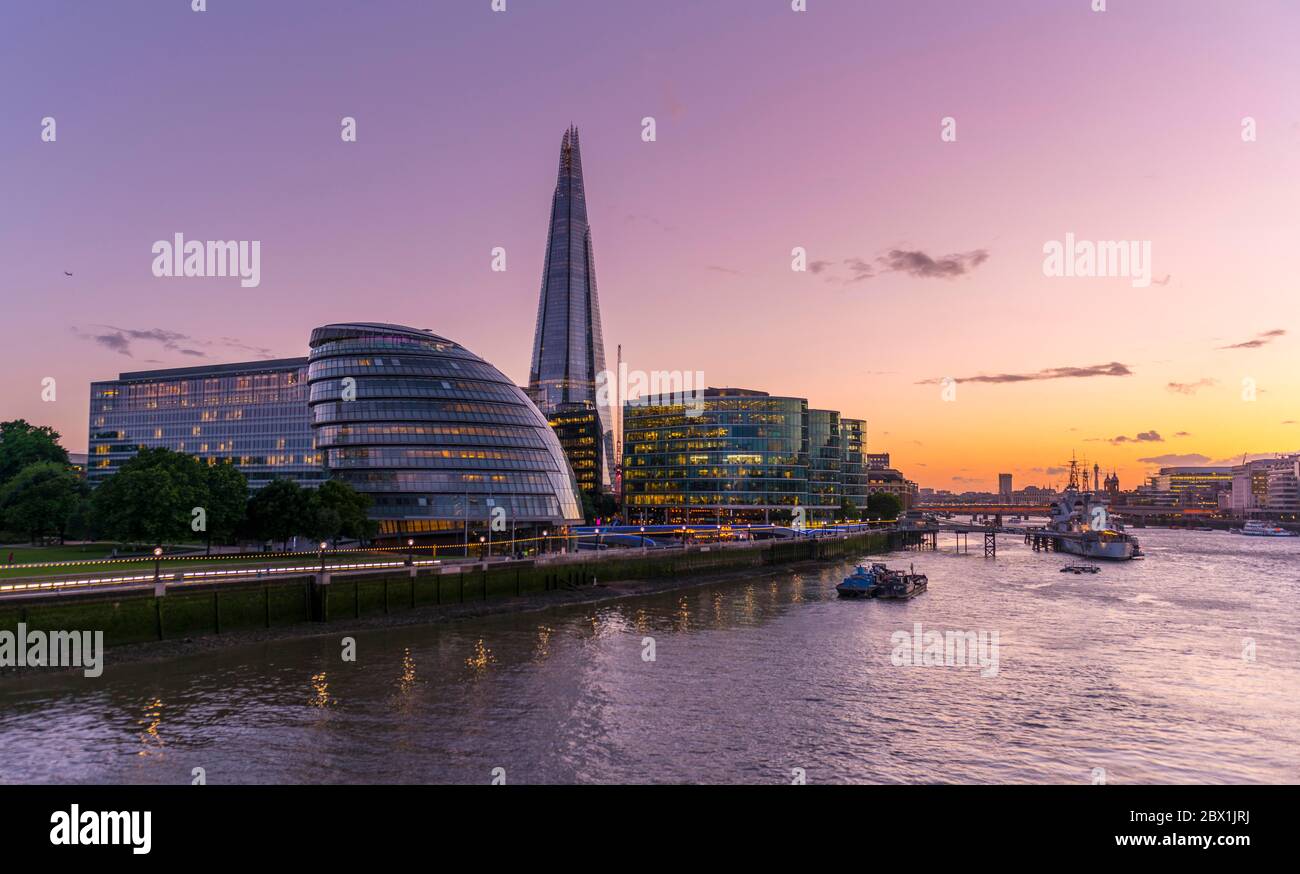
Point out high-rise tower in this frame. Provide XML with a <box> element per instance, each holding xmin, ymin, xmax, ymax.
<box><xmin>528</xmin><ymin>126</ymin><xmax>613</xmax><ymax>494</ymax></box>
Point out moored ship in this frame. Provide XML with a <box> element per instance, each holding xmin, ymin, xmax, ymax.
<box><xmin>1047</xmin><ymin>456</ymin><xmax>1141</xmax><ymax>561</ymax></box>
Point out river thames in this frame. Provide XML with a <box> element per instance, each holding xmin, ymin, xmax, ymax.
<box><xmin>1</xmin><ymin>528</ymin><xmax>1297</xmax><ymax>784</ymax></box>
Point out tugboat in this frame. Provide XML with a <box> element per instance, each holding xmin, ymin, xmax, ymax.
<box><xmin>873</xmin><ymin>563</ymin><xmax>929</xmax><ymax>600</ymax></box>
<box><xmin>836</xmin><ymin>564</ymin><xmax>884</xmax><ymax>598</ymax></box>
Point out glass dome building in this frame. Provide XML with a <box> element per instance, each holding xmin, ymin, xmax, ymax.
<box><xmin>308</xmin><ymin>323</ymin><xmax>583</xmax><ymax>540</ymax></box>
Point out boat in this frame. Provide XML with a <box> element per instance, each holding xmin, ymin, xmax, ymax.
<box><xmin>875</xmin><ymin>568</ymin><xmax>928</xmax><ymax>599</ymax></box>
<box><xmin>1232</xmin><ymin>520</ymin><xmax>1298</xmax><ymax>537</ymax></box>
<box><xmin>1060</xmin><ymin>564</ymin><xmax>1100</xmax><ymax>574</ymax></box>
<box><xmin>1044</xmin><ymin>455</ymin><xmax>1141</xmax><ymax>560</ymax></box>
<box><xmin>836</xmin><ymin>564</ymin><xmax>884</xmax><ymax>598</ymax></box>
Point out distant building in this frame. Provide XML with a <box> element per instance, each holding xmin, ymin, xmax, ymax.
<box><xmin>88</xmin><ymin>358</ymin><xmax>321</xmax><ymax>489</ymax></box>
<box><xmin>998</xmin><ymin>473</ymin><xmax>1012</xmax><ymax>503</ymax></box>
<box><xmin>866</xmin><ymin>452</ymin><xmax>890</xmax><ymax>470</ymax></box>
<box><xmin>1231</xmin><ymin>456</ymin><xmax>1300</xmax><ymax>517</ymax></box>
<box><xmin>1149</xmin><ymin>465</ymin><xmax>1233</xmax><ymax>509</ymax></box>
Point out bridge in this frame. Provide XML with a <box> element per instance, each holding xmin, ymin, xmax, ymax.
<box><xmin>913</xmin><ymin>504</ymin><xmax>1051</xmax><ymax>515</ymax></box>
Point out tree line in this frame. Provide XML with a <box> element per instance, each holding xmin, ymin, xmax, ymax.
<box><xmin>0</xmin><ymin>419</ymin><xmax>374</xmax><ymax>549</ymax></box>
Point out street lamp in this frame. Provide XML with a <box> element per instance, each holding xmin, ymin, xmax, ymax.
<box><xmin>406</xmin><ymin>538</ymin><xmax>414</xmax><ymax>567</ymax></box>
<box><xmin>153</xmin><ymin>546</ymin><xmax>163</xmax><ymax>584</ymax></box>
<box><xmin>595</xmin><ymin>527</ymin><xmax>601</xmax><ymax>552</ymax></box>
<box><xmin>479</xmin><ymin>535</ymin><xmax>486</xmax><ymax>560</ymax></box>
<box><xmin>319</xmin><ymin>541</ymin><xmax>328</xmax><ymax>574</ymax></box>
<box><xmin>639</xmin><ymin>526</ymin><xmax>646</xmax><ymax>554</ymax></box>
<box><xmin>542</xmin><ymin>529</ymin><xmax>549</xmax><ymax>556</ymax></box>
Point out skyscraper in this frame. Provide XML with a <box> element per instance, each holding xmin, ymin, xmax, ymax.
<box><xmin>528</xmin><ymin>126</ymin><xmax>613</xmax><ymax>494</ymax></box>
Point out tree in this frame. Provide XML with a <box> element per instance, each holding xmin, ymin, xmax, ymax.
<box><xmin>581</xmin><ymin>490</ymin><xmax>619</xmax><ymax>524</ymax></box>
<box><xmin>306</xmin><ymin>479</ymin><xmax>375</xmax><ymax>544</ymax></box>
<box><xmin>246</xmin><ymin>479</ymin><xmax>309</xmax><ymax>550</ymax></box>
<box><xmin>838</xmin><ymin>496</ymin><xmax>860</xmax><ymax>522</ymax></box>
<box><xmin>203</xmin><ymin>463</ymin><xmax>248</xmax><ymax>551</ymax></box>
<box><xmin>91</xmin><ymin>447</ymin><xmax>208</xmax><ymax>545</ymax></box>
<box><xmin>0</xmin><ymin>461</ymin><xmax>80</xmax><ymax>543</ymax></box>
<box><xmin>866</xmin><ymin>491</ymin><xmax>903</xmax><ymax>521</ymax></box>
<box><xmin>0</xmin><ymin>420</ymin><xmax>69</xmax><ymax>488</ymax></box>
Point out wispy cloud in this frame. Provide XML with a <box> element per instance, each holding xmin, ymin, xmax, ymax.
<box><xmin>1167</xmin><ymin>378</ymin><xmax>1216</xmax><ymax>395</ymax></box>
<box><xmin>73</xmin><ymin>325</ymin><xmax>274</xmax><ymax>359</ymax></box>
<box><xmin>705</xmin><ymin>265</ymin><xmax>742</xmax><ymax>275</ymax></box>
<box><xmin>823</xmin><ymin>247</ymin><xmax>990</xmax><ymax>283</ymax></box>
<box><xmin>1219</xmin><ymin>329</ymin><xmax>1285</xmax><ymax>350</ymax></box>
<box><xmin>918</xmin><ymin>361</ymin><xmax>1132</xmax><ymax>385</ymax></box>
<box><xmin>1109</xmin><ymin>430</ymin><xmax>1163</xmax><ymax>444</ymax></box>
<box><xmin>878</xmin><ymin>248</ymin><xmax>989</xmax><ymax>279</ymax></box>
<box><xmin>1137</xmin><ymin>453</ymin><xmax>1212</xmax><ymax>465</ymax></box>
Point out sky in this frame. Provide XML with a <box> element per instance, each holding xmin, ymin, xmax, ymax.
<box><xmin>1</xmin><ymin>0</ymin><xmax>1297</xmax><ymax>492</ymax></box>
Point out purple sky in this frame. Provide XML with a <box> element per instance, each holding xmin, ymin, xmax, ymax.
<box><xmin>2</xmin><ymin>0</ymin><xmax>1297</xmax><ymax>489</ymax></box>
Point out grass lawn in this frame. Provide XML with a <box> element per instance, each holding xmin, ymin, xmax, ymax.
<box><xmin>0</xmin><ymin>543</ymin><xmax>119</xmax><ymax>564</ymax></box>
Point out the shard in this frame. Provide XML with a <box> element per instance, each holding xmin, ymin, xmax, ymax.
<box><xmin>528</xmin><ymin>126</ymin><xmax>613</xmax><ymax>494</ymax></box>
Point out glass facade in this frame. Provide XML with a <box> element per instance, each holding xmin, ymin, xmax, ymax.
<box><xmin>308</xmin><ymin>323</ymin><xmax>583</xmax><ymax>539</ymax></box>
<box><xmin>546</xmin><ymin>402</ymin><xmax>602</xmax><ymax>496</ymax></box>
<box><xmin>808</xmin><ymin>409</ymin><xmax>841</xmax><ymax>516</ymax></box>
<box><xmin>840</xmin><ymin>417</ymin><xmax>869</xmax><ymax>510</ymax></box>
<box><xmin>622</xmin><ymin>388</ymin><xmax>811</xmax><ymax>524</ymax></box>
<box><xmin>88</xmin><ymin>358</ymin><xmax>321</xmax><ymax>489</ymax></box>
<box><xmin>527</xmin><ymin>126</ymin><xmax>613</xmax><ymax>493</ymax></box>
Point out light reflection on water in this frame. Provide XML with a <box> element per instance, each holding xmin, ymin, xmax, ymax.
<box><xmin>0</xmin><ymin>529</ymin><xmax>1297</xmax><ymax>784</ymax></box>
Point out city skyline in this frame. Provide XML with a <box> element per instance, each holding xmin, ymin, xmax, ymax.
<box><xmin>4</xmin><ymin>1</ymin><xmax>1298</xmax><ymax>493</ymax></box>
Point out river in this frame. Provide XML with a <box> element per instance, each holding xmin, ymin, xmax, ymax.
<box><xmin>1</xmin><ymin>528</ymin><xmax>1297</xmax><ymax>784</ymax></box>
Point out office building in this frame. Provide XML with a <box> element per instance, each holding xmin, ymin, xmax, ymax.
<box><xmin>88</xmin><ymin>358</ymin><xmax>320</xmax><ymax>488</ymax></box>
<box><xmin>527</xmin><ymin>126</ymin><xmax>614</xmax><ymax>493</ymax></box>
<box><xmin>307</xmin><ymin>322</ymin><xmax>583</xmax><ymax>540</ymax></box>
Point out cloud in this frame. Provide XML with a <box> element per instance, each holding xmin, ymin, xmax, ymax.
<box><xmin>74</xmin><ymin>325</ymin><xmax>274</xmax><ymax>360</ymax></box>
<box><xmin>1219</xmin><ymin>329</ymin><xmax>1286</xmax><ymax>350</ymax></box>
<box><xmin>1152</xmin><ymin>274</ymin><xmax>1172</xmax><ymax>286</ymax></box>
<box><xmin>821</xmin><ymin>247</ymin><xmax>990</xmax><ymax>283</ymax></box>
<box><xmin>878</xmin><ymin>248</ymin><xmax>989</xmax><ymax>279</ymax></box>
<box><xmin>1167</xmin><ymin>378</ymin><xmax>1216</xmax><ymax>395</ymax></box>
<box><xmin>808</xmin><ymin>260</ymin><xmax>832</xmax><ymax>275</ymax></box>
<box><xmin>705</xmin><ymin>265</ymin><xmax>742</xmax><ymax>275</ymax></box>
<box><xmin>1137</xmin><ymin>453</ymin><xmax>1212</xmax><ymax>465</ymax></box>
<box><xmin>91</xmin><ymin>331</ymin><xmax>133</xmax><ymax>356</ymax></box>
<box><xmin>1110</xmin><ymin>430</ymin><xmax>1163</xmax><ymax>444</ymax></box>
<box><xmin>1175</xmin><ymin>431</ymin><xmax>1192</xmax><ymax>437</ymax></box>
<box><xmin>843</xmin><ymin>257</ymin><xmax>876</xmax><ymax>282</ymax></box>
<box><xmin>918</xmin><ymin>361</ymin><xmax>1132</xmax><ymax>385</ymax></box>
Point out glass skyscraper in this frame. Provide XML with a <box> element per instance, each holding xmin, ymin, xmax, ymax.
<box><xmin>527</xmin><ymin>126</ymin><xmax>613</xmax><ymax>494</ymax></box>
<box><xmin>88</xmin><ymin>359</ymin><xmax>321</xmax><ymax>489</ymax></box>
<box><xmin>308</xmin><ymin>322</ymin><xmax>583</xmax><ymax>540</ymax></box>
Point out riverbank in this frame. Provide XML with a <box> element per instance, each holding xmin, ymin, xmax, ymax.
<box><xmin>0</xmin><ymin>531</ymin><xmax>892</xmax><ymax>675</ymax></box>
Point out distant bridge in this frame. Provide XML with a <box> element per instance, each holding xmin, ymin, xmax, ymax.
<box><xmin>913</xmin><ymin>504</ymin><xmax>1051</xmax><ymax>515</ymax></box>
